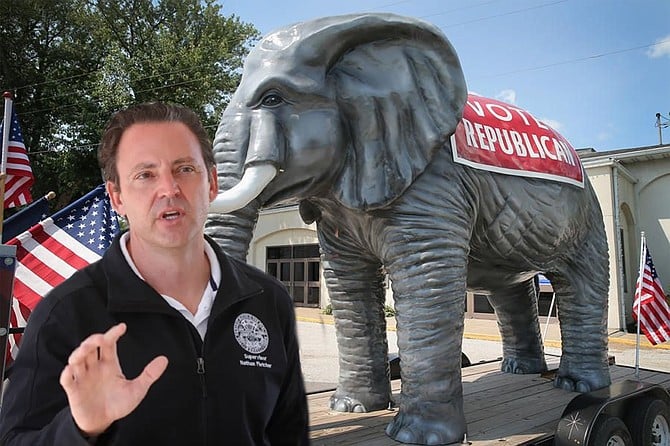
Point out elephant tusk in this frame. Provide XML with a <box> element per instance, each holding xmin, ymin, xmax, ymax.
<box><xmin>209</xmin><ymin>164</ymin><xmax>278</xmax><ymax>213</ymax></box>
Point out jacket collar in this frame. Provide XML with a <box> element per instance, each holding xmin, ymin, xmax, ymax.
<box><xmin>102</xmin><ymin>232</ymin><xmax>263</xmax><ymax>316</ymax></box>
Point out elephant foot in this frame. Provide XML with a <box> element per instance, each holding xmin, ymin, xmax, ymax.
<box><xmin>385</xmin><ymin>411</ymin><xmax>466</xmax><ymax>445</ymax></box>
<box><xmin>329</xmin><ymin>391</ymin><xmax>390</xmax><ymax>413</ymax></box>
<box><xmin>553</xmin><ymin>362</ymin><xmax>611</xmax><ymax>392</ymax></box>
<box><xmin>501</xmin><ymin>356</ymin><xmax>547</xmax><ymax>374</ymax></box>
<box><xmin>554</xmin><ymin>371</ymin><xmax>612</xmax><ymax>393</ymax></box>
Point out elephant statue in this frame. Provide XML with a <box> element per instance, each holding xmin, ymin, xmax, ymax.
<box><xmin>205</xmin><ymin>13</ymin><xmax>610</xmax><ymax>445</ymax></box>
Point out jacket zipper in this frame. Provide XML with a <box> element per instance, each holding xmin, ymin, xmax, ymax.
<box><xmin>185</xmin><ymin>322</ymin><xmax>208</xmax><ymax>444</ymax></box>
<box><xmin>196</xmin><ymin>356</ymin><xmax>207</xmax><ymax>398</ymax></box>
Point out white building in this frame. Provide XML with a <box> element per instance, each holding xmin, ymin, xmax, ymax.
<box><xmin>243</xmin><ymin>143</ymin><xmax>670</xmax><ymax>333</ymax></box>
<box><xmin>581</xmin><ymin>144</ymin><xmax>670</xmax><ymax>331</ymax></box>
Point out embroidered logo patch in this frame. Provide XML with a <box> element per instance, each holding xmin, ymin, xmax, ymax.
<box><xmin>233</xmin><ymin>313</ymin><xmax>269</xmax><ymax>354</ymax></box>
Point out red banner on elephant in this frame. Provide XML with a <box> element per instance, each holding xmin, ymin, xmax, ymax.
<box><xmin>451</xmin><ymin>94</ymin><xmax>584</xmax><ymax>188</ymax></box>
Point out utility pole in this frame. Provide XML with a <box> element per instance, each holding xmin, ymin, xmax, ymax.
<box><xmin>657</xmin><ymin>112</ymin><xmax>670</xmax><ymax>145</ymax></box>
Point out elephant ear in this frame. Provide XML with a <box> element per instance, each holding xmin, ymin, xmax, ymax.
<box><xmin>285</xmin><ymin>14</ymin><xmax>467</xmax><ymax>210</ymax></box>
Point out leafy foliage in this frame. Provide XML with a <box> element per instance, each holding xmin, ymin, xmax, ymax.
<box><xmin>0</xmin><ymin>0</ymin><xmax>258</xmax><ymax>210</ymax></box>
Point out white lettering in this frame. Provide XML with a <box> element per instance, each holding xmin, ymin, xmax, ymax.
<box><xmin>466</xmin><ymin>100</ymin><xmax>485</xmax><ymax>118</ymax></box>
<box><xmin>511</xmin><ymin>105</ymin><xmax>549</xmax><ymax>130</ymax></box>
<box><xmin>530</xmin><ymin>134</ymin><xmax>546</xmax><ymax>159</ymax></box>
<box><xmin>521</xmin><ymin>133</ymin><xmax>540</xmax><ymax>159</ymax></box>
<box><xmin>556</xmin><ymin>140</ymin><xmax>576</xmax><ymax>165</ymax></box>
<box><xmin>241</xmin><ymin>356</ymin><xmax>273</xmax><ymax>368</ymax></box>
<box><xmin>553</xmin><ymin>139</ymin><xmax>568</xmax><ymax>163</ymax></box>
<box><xmin>510</xmin><ymin>131</ymin><xmax>527</xmax><ymax>156</ymax></box>
<box><xmin>524</xmin><ymin>133</ymin><xmax>545</xmax><ymax>158</ymax></box>
<box><xmin>487</xmin><ymin>103</ymin><xmax>513</xmax><ymax>122</ymax></box>
<box><xmin>566</xmin><ymin>142</ymin><xmax>576</xmax><ymax>165</ymax></box>
<box><xmin>508</xmin><ymin>106</ymin><xmax>532</xmax><ymax>126</ymax></box>
<box><xmin>497</xmin><ymin>128</ymin><xmax>514</xmax><ymax>155</ymax></box>
<box><xmin>474</xmin><ymin>123</ymin><xmax>489</xmax><ymax>150</ymax></box>
<box><xmin>483</xmin><ymin>125</ymin><xmax>497</xmax><ymax>151</ymax></box>
<box><xmin>540</xmin><ymin>135</ymin><xmax>556</xmax><ymax>160</ymax></box>
<box><xmin>462</xmin><ymin>118</ymin><xmax>477</xmax><ymax>148</ymax></box>
<box><xmin>494</xmin><ymin>128</ymin><xmax>510</xmax><ymax>154</ymax></box>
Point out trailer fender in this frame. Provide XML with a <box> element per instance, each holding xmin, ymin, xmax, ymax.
<box><xmin>554</xmin><ymin>379</ymin><xmax>670</xmax><ymax>446</ymax></box>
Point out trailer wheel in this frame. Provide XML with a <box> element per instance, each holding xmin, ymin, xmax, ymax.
<box><xmin>589</xmin><ymin>415</ymin><xmax>632</xmax><ymax>446</ymax></box>
<box><xmin>625</xmin><ymin>396</ymin><xmax>670</xmax><ymax>446</ymax></box>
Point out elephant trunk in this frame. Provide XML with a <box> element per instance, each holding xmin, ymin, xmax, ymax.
<box><xmin>205</xmin><ymin>203</ymin><xmax>259</xmax><ymax>262</ymax></box>
<box><xmin>206</xmin><ymin>109</ymin><xmax>284</xmax><ymax>261</ymax></box>
<box><xmin>209</xmin><ymin>110</ymin><xmax>283</xmax><ymax>213</ymax></box>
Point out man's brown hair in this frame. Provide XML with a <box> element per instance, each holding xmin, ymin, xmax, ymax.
<box><xmin>98</xmin><ymin>102</ymin><xmax>215</xmax><ymax>186</ymax></box>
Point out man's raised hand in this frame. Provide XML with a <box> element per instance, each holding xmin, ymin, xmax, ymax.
<box><xmin>59</xmin><ymin>323</ymin><xmax>169</xmax><ymax>436</ymax></box>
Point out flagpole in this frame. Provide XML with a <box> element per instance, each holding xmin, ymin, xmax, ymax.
<box><xmin>1</xmin><ymin>92</ymin><xmax>14</xmax><ymax>239</ymax></box>
<box><xmin>634</xmin><ymin>231</ymin><xmax>647</xmax><ymax>380</ymax></box>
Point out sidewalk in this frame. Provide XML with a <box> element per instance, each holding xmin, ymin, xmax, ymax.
<box><xmin>294</xmin><ymin>307</ymin><xmax>670</xmax><ymax>351</ymax></box>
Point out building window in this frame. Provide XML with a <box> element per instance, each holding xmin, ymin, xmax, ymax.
<box><xmin>473</xmin><ymin>294</ymin><xmax>495</xmax><ymax>314</ymax></box>
<box><xmin>267</xmin><ymin>244</ymin><xmax>321</xmax><ymax>307</ymax></box>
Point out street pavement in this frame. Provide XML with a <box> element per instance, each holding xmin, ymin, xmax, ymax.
<box><xmin>295</xmin><ymin>307</ymin><xmax>670</xmax><ymax>393</ymax></box>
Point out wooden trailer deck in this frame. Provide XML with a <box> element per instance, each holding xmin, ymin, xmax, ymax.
<box><xmin>307</xmin><ymin>359</ymin><xmax>670</xmax><ymax>445</ymax></box>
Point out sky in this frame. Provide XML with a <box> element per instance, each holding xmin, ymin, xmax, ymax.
<box><xmin>218</xmin><ymin>0</ymin><xmax>670</xmax><ymax>152</ymax></box>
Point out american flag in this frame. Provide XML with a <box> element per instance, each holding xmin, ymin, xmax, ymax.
<box><xmin>633</xmin><ymin>247</ymin><xmax>670</xmax><ymax>345</ymax></box>
<box><xmin>0</xmin><ymin>108</ymin><xmax>34</xmax><ymax>208</ymax></box>
<box><xmin>5</xmin><ymin>185</ymin><xmax>119</xmax><ymax>362</ymax></box>
<box><xmin>2</xmin><ymin>193</ymin><xmax>52</xmax><ymax>242</ymax></box>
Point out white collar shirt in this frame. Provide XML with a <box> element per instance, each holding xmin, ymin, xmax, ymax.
<box><xmin>119</xmin><ymin>232</ymin><xmax>221</xmax><ymax>340</ymax></box>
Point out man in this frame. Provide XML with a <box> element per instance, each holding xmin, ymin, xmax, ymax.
<box><xmin>0</xmin><ymin>102</ymin><xmax>310</xmax><ymax>445</ymax></box>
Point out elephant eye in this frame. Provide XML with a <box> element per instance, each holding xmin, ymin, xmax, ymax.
<box><xmin>260</xmin><ymin>93</ymin><xmax>284</xmax><ymax>108</ymax></box>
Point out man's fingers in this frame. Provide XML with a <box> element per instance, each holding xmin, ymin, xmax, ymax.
<box><xmin>135</xmin><ymin>356</ymin><xmax>169</xmax><ymax>389</ymax></box>
<box><xmin>102</xmin><ymin>322</ymin><xmax>126</xmax><ymax>342</ymax></box>
<box><xmin>98</xmin><ymin>323</ymin><xmax>126</xmax><ymax>362</ymax></box>
<box><xmin>67</xmin><ymin>323</ymin><xmax>126</xmax><ymax>365</ymax></box>
<box><xmin>59</xmin><ymin>364</ymin><xmax>76</xmax><ymax>389</ymax></box>
<box><xmin>68</xmin><ymin>338</ymin><xmax>100</xmax><ymax>365</ymax></box>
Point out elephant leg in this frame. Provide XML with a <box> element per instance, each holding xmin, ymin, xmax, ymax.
<box><xmin>486</xmin><ymin>279</ymin><xmax>547</xmax><ymax>374</ymax></box>
<box><xmin>319</xmin><ymin>234</ymin><xmax>391</xmax><ymax>412</ymax></box>
<box><xmin>383</xmin><ymin>242</ymin><xmax>469</xmax><ymax>445</ymax></box>
<box><xmin>548</xmin><ymin>261</ymin><xmax>611</xmax><ymax>392</ymax></box>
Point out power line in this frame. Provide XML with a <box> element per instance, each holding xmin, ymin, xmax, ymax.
<box><xmin>13</xmin><ymin>63</ymin><xmax>214</xmax><ymax>110</ymax></box>
<box><xmin>432</xmin><ymin>0</ymin><xmax>569</xmax><ymax>28</ymax></box>
<box><xmin>5</xmin><ymin>2</ymin><xmax>666</xmax><ymax>123</ymax></box>
<box><xmin>472</xmin><ymin>38</ymin><xmax>670</xmax><ymax>80</ymax></box>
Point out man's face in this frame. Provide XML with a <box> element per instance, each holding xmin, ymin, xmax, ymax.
<box><xmin>107</xmin><ymin>121</ymin><xmax>217</xmax><ymax>251</ymax></box>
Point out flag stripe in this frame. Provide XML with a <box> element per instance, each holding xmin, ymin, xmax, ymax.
<box><xmin>5</xmin><ymin>177</ymin><xmax>31</xmax><ymax>197</ymax></box>
<box><xmin>11</xmin><ymin>273</ymin><xmax>47</xmax><ymax>311</ymax></box>
<box><xmin>31</xmin><ymin>223</ymin><xmax>95</xmax><ymax>268</ymax></box>
<box><xmin>5</xmin><ymin>185</ymin><xmax>119</xmax><ymax>366</ymax></box>
<box><xmin>7</xmin><ymin>163</ymin><xmax>32</xmax><ymax>172</ymax></box>
<box><xmin>42</xmin><ymin>223</ymin><xmax>101</xmax><ymax>264</ymax></box>
<box><xmin>1</xmin><ymin>107</ymin><xmax>34</xmax><ymax>208</ymax></box>
<box><xmin>15</xmin><ymin>245</ymin><xmax>70</xmax><ymax>288</ymax></box>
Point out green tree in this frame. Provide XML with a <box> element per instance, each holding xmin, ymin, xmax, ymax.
<box><xmin>0</xmin><ymin>0</ymin><xmax>258</xmax><ymax>211</ymax></box>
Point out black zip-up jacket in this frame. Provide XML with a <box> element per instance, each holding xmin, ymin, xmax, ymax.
<box><xmin>0</xmin><ymin>234</ymin><xmax>309</xmax><ymax>445</ymax></box>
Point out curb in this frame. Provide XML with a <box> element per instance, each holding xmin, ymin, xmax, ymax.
<box><xmin>295</xmin><ymin>316</ymin><xmax>670</xmax><ymax>351</ymax></box>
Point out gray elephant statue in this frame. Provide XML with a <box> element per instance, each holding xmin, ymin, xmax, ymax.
<box><xmin>205</xmin><ymin>13</ymin><xmax>610</xmax><ymax>445</ymax></box>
